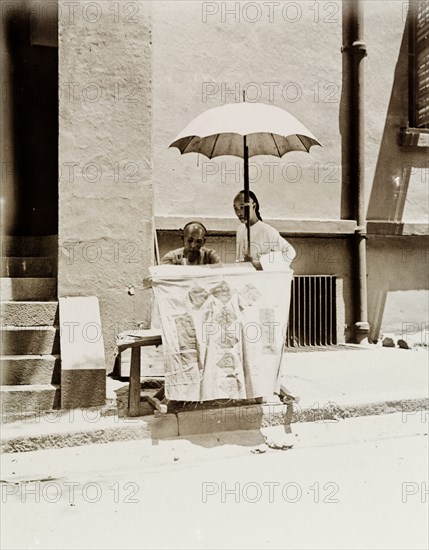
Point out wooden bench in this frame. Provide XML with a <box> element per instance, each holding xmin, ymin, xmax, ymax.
<box><xmin>116</xmin><ymin>329</ymin><xmax>163</xmax><ymax>416</ymax></box>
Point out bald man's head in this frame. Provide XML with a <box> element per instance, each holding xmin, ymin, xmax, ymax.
<box><xmin>182</xmin><ymin>222</ymin><xmax>206</xmax><ymax>260</ymax></box>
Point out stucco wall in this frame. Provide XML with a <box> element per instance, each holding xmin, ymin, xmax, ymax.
<box><xmin>152</xmin><ymin>0</ymin><xmax>428</xmax><ymax>225</ymax></box>
<box><xmin>58</xmin><ymin>0</ymin><xmax>153</xmax><ymax>365</ymax></box>
<box><xmin>152</xmin><ymin>0</ymin><xmax>342</xmax><ymax>221</ymax></box>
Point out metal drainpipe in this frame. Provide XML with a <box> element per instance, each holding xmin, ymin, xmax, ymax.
<box><xmin>341</xmin><ymin>0</ymin><xmax>370</xmax><ymax>343</ymax></box>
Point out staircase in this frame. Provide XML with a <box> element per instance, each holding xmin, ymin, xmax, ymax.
<box><xmin>1</xmin><ymin>236</ymin><xmax>60</xmax><ymax>420</ymax></box>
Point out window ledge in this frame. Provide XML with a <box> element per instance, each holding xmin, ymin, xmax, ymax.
<box><xmin>399</xmin><ymin>128</ymin><xmax>429</xmax><ymax>148</ymax></box>
<box><xmin>367</xmin><ymin>221</ymin><xmax>429</xmax><ymax>236</ymax></box>
<box><xmin>155</xmin><ymin>216</ymin><xmax>357</xmax><ymax>236</ymax></box>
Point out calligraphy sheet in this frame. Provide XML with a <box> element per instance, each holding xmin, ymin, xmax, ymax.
<box><xmin>151</xmin><ymin>267</ymin><xmax>293</xmax><ymax>401</ymax></box>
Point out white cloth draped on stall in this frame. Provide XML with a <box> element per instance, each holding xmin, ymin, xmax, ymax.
<box><xmin>150</xmin><ymin>265</ymin><xmax>293</xmax><ymax>402</ymax></box>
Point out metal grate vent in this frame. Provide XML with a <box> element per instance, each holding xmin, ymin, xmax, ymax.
<box><xmin>286</xmin><ymin>276</ymin><xmax>338</xmax><ymax>347</ymax></box>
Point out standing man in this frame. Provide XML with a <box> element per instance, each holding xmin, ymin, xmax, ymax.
<box><xmin>233</xmin><ymin>190</ymin><xmax>296</xmax><ymax>270</ymax></box>
<box><xmin>160</xmin><ymin>221</ymin><xmax>221</xmax><ymax>265</ymax></box>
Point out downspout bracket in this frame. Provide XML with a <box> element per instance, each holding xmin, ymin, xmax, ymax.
<box><xmin>341</xmin><ymin>41</ymin><xmax>367</xmax><ymax>57</ymax></box>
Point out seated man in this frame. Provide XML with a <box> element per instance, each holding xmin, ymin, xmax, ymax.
<box><xmin>160</xmin><ymin>221</ymin><xmax>221</xmax><ymax>265</ymax></box>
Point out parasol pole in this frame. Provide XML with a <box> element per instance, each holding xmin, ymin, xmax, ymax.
<box><xmin>242</xmin><ymin>90</ymin><xmax>251</xmax><ymax>259</ymax></box>
<box><xmin>243</xmin><ymin>135</ymin><xmax>251</xmax><ymax>259</ymax></box>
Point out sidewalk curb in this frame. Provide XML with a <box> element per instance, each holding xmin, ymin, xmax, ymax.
<box><xmin>2</xmin><ymin>397</ymin><xmax>427</xmax><ymax>454</ymax></box>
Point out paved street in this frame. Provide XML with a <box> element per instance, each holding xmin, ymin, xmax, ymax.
<box><xmin>2</xmin><ymin>412</ymin><xmax>428</xmax><ymax>550</ymax></box>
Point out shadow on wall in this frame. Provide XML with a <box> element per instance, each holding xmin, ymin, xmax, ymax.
<box><xmin>367</xmin><ymin>236</ymin><xmax>428</xmax><ymax>342</ymax></box>
<box><xmin>367</xmin><ymin>12</ymin><xmax>427</xmax><ymax>222</ymax></box>
<box><xmin>3</xmin><ymin>3</ymin><xmax>58</xmax><ymax>235</ymax></box>
<box><xmin>365</xmin><ymin>11</ymin><xmax>428</xmax><ymax>343</ymax></box>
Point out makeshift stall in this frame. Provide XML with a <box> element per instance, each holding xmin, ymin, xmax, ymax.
<box><xmin>150</xmin><ymin>264</ymin><xmax>293</xmax><ymax>402</ymax></box>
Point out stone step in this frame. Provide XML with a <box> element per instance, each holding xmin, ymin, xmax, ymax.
<box><xmin>0</xmin><ymin>355</ymin><xmax>61</xmax><ymax>385</ymax></box>
<box><xmin>0</xmin><ymin>384</ymin><xmax>60</xmax><ymax>416</ymax></box>
<box><xmin>0</xmin><ymin>278</ymin><xmax>57</xmax><ymax>301</ymax></box>
<box><xmin>0</xmin><ymin>301</ymin><xmax>59</xmax><ymax>327</ymax></box>
<box><xmin>0</xmin><ymin>257</ymin><xmax>55</xmax><ymax>278</ymax></box>
<box><xmin>0</xmin><ymin>327</ymin><xmax>59</xmax><ymax>355</ymax></box>
<box><xmin>1</xmin><ymin>236</ymin><xmax>57</xmax><ymax>258</ymax></box>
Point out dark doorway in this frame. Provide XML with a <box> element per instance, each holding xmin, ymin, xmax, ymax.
<box><xmin>3</xmin><ymin>3</ymin><xmax>58</xmax><ymax>236</ymax></box>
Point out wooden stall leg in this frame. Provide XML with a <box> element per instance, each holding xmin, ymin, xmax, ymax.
<box><xmin>128</xmin><ymin>347</ymin><xmax>141</xmax><ymax>417</ymax></box>
<box><xmin>284</xmin><ymin>401</ymin><xmax>294</xmax><ymax>435</ymax></box>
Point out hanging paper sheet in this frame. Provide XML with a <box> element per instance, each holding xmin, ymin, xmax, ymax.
<box><xmin>150</xmin><ymin>266</ymin><xmax>293</xmax><ymax>402</ymax></box>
